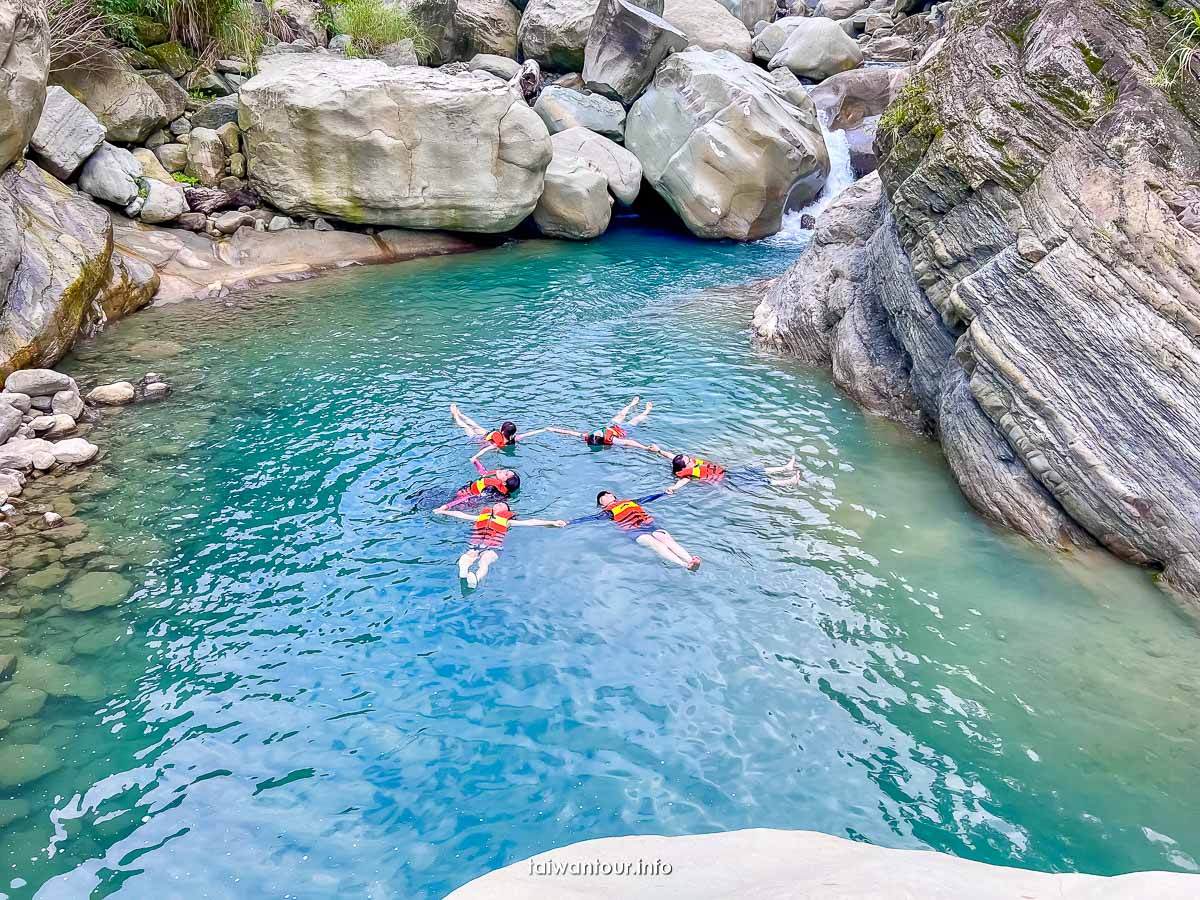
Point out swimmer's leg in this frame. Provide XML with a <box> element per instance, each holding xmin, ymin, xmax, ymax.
<box><xmin>764</xmin><ymin>456</ymin><xmax>797</xmax><ymax>475</ymax></box>
<box><xmin>769</xmin><ymin>473</ymin><xmax>804</xmax><ymax>487</ymax></box>
<box><xmin>627</xmin><ymin>400</ymin><xmax>653</xmax><ymax>427</ymax></box>
<box><xmin>458</xmin><ymin>549</ymin><xmax>480</xmax><ymax>583</ymax></box>
<box><xmin>450</xmin><ymin>404</ymin><xmax>486</xmax><ymax>437</ymax></box>
<box><xmin>474</xmin><ymin>550</ymin><xmax>500</xmax><ymax>585</ymax></box>
<box><xmin>635</xmin><ymin>532</ymin><xmax>689</xmax><ymax>567</ymax></box>
<box><xmin>653</xmin><ymin>529</ymin><xmax>698</xmax><ymax>567</ymax></box>
<box><xmin>611</xmin><ymin>396</ymin><xmax>641</xmax><ymax>424</ymax></box>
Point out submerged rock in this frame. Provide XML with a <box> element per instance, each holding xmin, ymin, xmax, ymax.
<box><xmin>0</xmin><ymin>684</ymin><xmax>47</xmax><ymax>722</ymax></box>
<box><xmin>64</xmin><ymin>572</ymin><xmax>132</xmax><ymax>612</ymax></box>
<box><xmin>240</xmin><ymin>55</ymin><xmax>552</xmax><ymax>233</ymax></box>
<box><xmin>0</xmin><ymin>742</ymin><xmax>61</xmax><ymax>788</ymax></box>
<box><xmin>626</xmin><ymin>48</ymin><xmax>830</xmax><ymax>241</ymax></box>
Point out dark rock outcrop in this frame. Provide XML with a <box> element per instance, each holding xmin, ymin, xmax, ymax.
<box><xmin>755</xmin><ymin>0</ymin><xmax>1200</xmax><ymax>605</ymax></box>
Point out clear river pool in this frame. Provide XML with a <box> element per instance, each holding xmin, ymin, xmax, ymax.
<box><xmin>1</xmin><ymin>223</ymin><xmax>1198</xmax><ymax>898</ymax></box>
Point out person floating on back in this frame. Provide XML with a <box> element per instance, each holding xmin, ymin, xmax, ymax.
<box><xmin>595</xmin><ymin>490</ymin><xmax>700</xmax><ymax>570</ymax></box>
<box><xmin>444</xmin><ymin>467</ymin><xmax>522</xmax><ymax>509</ymax></box>
<box><xmin>450</xmin><ymin>404</ymin><xmax>550</xmax><ymax>464</ymax></box>
<box><xmin>548</xmin><ymin>396</ymin><xmax>657</xmax><ymax>451</ymax></box>
<box><xmin>434</xmin><ymin>500</ymin><xmax>566</xmax><ymax>588</ymax></box>
<box><xmin>662</xmin><ymin>453</ymin><xmax>802</xmax><ymax>494</ymax></box>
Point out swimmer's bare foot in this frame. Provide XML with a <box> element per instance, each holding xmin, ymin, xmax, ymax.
<box><xmin>786</xmin><ymin>455</ymin><xmax>797</xmax><ymax>470</ymax></box>
<box><xmin>688</xmin><ymin>556</ymin><xmax>702</xmax><ymax>571</ymax></box>
<box><xmin>464</xmin><ymin>572</ymin><xmax>478</xmax><ymax>589</ymax></box>
<box><xmin>642</xmin><ymin>400</ymin><xmax>653</xmax><ymax>414</ymax></box>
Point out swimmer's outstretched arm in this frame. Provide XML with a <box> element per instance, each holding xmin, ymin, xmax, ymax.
<box><xmin>665</xmin><ymin>477</ymin><xmax>691</xmax><ymax>495</ymax></box>
<box><xmin>547</xmin><ymin>427</ymin><xmax>584</xmax><ymax>437</ymax></box>
<box><xmin>514</xmin><ymin>427</ymin><xmax>552</xmax><ymax>441</ymax></box>
<box><xmin>510</xmin><ymin>518</ymin><xmax>568</xmax><ymax>528</ymax></box>
<box><xmin>434</xmin><ymin>506</ymin><xmax>477</xmax><ymax>521</ymax></box>
<box><xmin>469</xmin><ymin>445</ymin><xmax>494</xmax><ymax>465</ymax></box>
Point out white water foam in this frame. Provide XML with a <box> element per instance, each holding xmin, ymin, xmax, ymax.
<box><xmin>763</xmin><ymin>119</ymin><xmax>858</xmax><ymax>250</ymax></box>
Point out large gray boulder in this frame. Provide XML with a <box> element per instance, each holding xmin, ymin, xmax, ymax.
<box><xmin>78</xmin><ymin>143</ymin><xmax>141</xmax><ymax>207</ymax></box>
<box><xmin>716</xmin><ymin>0</ymin><xmax>774</xmax><ymax>30</ymax></box>
<box><xmin>137</xmin><ymin>178</ymin><xmax>188</xmax><ymax>224</ymax></box>
<box><xmin>752</xmin><ymin>16</ymin><xmax>804</xmax><ymax>63</ymax></box>
<box><xmin>532</xmin><ymin>156</ymin><xmax>612</xmax><ymax>239</ymax></box>
<box><xmin>240</xmin><ymin>55</ymin><xmax>551</xmax><ymax>232</ymax></box>
<box><xmin>191</xmin><ymin>95</ymin><xmax>240</xmax><ymax>130</ymax></box>
<box><xmin>0</xmin><ymin>163</ymin><xmax>112</xmax><ymax>376</ymax></box>
<box><xmin>50</xmin><ymin>58</ymin><xmax>168</xmax><ymax>144</ymax></box>
<box><xmin>0</xmin><ymin>0</ymin><xmax>49</xmax><ymax>172</ymax></box>
<box><xmin>755</xmin><ymin>0</ymin><xmax>1200</xmax><ymax>609</ymax></box>
<box><xmin>141</xmin><ymin>72</ymin><xmax>188</xmax><ymax>122</ymax></box>
<box><xmin>663</xmin><ymin>0</ymin><xmax>752</xmax><ymax>61</ymax></box>
<box><xmin>533</xmin><ymin>85</ymin><xmax>625</xmax><ymax>139</ymax></box>
<box><xmin>519</xmin><ymin>0</ymin><xmax>599</xmax><ymax>71</ymax></box>
<box><xmin>29</xmin><ymin>87</ymin><xmax>105</xmax><ymax>182</ymax></box>
<box><xmin>583</xmin><ymin>0</ymin><xmax>685</xmax><ymax>105</ymax></box>
<box><xmin>769</xmin><ymin>17</ymin><xmax>863</xmax><ymax>80</ymax></box>
<box><xmin>454</xmin><ymin>0</ymin><xmax>522</xmax><ymax>58</ymax></box>
<box><xmin>809</xmin><ymin>66</ymin><xmax>910</xmax><ymax>130</ymax></box>
<box><xmin>814</xmin><ymin>0</ymin><xmax>871</xmax><ymax>18</ymax></box>
<box><xmin>626</xmin><ymin>48</ymin><xmax>830</xmax><ymax>241</ymax></box>
<box><xmin>550</xmin><ymin>126</ymin><xmax>641</xmax><ymax>205</ymax></box>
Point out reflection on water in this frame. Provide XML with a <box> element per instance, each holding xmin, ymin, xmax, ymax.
<box><xmin>0</xmin><ymin>226</ymin><xmax>1197</xmax><ymax>899</ymax></box>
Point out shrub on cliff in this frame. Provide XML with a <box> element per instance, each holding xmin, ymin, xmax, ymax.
<box><xmin>325</xmin><ymin>0</ymin><xmax>432</xmax><ymax>58</ymax></box>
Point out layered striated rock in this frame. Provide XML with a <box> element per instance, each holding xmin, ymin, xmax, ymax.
<box><xmin>0</xmin><ymin>162</ymin><xmax>112</xmax><ymax>376</ymax></box>
<box><xmin>716</xmin><ymin>0</ymin><xmax>774</xmax><ymax>31</ymax></box>
<box><xmin>626</xmin><ymin>48</ymin><xmax>830</xmax><ymax>241</ymax></box>
<box><xmin>755</xmin><ymin>0</ymin><xmax>1200</xmax><ymax>605</ymax></box>
<box><xmin>239</xmin><ymin>55</ymin><xmax>551</xmax><ymax>232</ymax></box>
<box><xmin>0</xmin><ymin>0</ymin><xmax>49</xmax><ymax>172</ymax></box>
<box><xmin>29</xmin><ymin>86</ymin><xmax>105</xmax><ymax>182</ymax></box>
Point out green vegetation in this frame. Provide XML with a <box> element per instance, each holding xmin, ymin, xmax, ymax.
<box><xmin>1075</xmin><ymin>40</ymin><xmax>1106</xmax><ymax>76</ymax></box>
<box><xmin>172</xmin><ymin>172</ymin><xmax>200</xmax><ymax>186</ymax></box>
<box><xmin>1003</xmin><ymin>12</ymin><xmax>1039</xmax><ymax>50</ymax></box>
<box><xmin>1153</xmin><ymin>3</ymin><xmax>1200</xmax><ymax>88</ymax></box>
<box><xmin>879</xmin><ymin>76</ymin><xmax>941</xmax><ymax>145</ymax></box>
<box><xmin>324</xmin><ymin>0</ymin><xmax>433</xmax><ymax>58</ymax></box>
<box><xmin>48</xmin><ymin>0</ymin><xmax>296</xmax><ymax>72</ymax></box>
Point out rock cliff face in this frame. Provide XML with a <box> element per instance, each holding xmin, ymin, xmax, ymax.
<box><xmin>755</xmin><ymin>0</ymin><xmax>1200</xmax><ymax>608</ymax></box>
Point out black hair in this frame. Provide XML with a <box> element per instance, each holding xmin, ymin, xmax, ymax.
<box><xmin>500</xmin><ymin>421</ymin><xmax>517</xmax><ymax>438</ymax></box>
<box><xmin>596</xmin><ymin>490</ymin><xmax>614</xmax><ymax>506</ymax></box>
<box><xmin>505</xmin><ymin>474</ymin><xmax>521</xmax><ymax>493</ymax></box>
<box><xmin>672</xmin><ymin>454</ymin><xmax>688</xmax><ymax>474</ymax></box>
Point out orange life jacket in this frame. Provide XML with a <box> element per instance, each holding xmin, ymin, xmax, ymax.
<box><xmin>677</xmin><ymin>458</ymin><xmax>726</xmax><ymax>482</ymax></box>
<box><xmin>470</xmin><ymin>506</ymin><xmax>514</xmax><ymax>548</ymax></box>
<box><xmin>604</xmin><ymin>499</ymin><xmax>653</xmax><ymax>530</ymax></box>
<box><xmin>586</xmin><ymin>423</ymin><xmax>626</xmax><ymax>446</ymax></box>
<box><xmin>466</xmin><ymin>471</ymin><xmax>509</xmax><ymax>496</ymax></box>
<box><xmin>484</xmin><ymin>430</ymin><xmax>509</xmax><ymax>448</ymax></box>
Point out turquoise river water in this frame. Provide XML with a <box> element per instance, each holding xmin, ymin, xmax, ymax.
<box><xmin>0</xmin><ymin>223</ymin><xmax>1198</xmax><ymax>898</ymax></box>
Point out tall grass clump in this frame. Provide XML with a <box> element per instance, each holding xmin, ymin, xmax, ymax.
<box><xmin>1154</xmin><ymin>3</ymin><xmax>1200</xmax><ymax>88</ymax></box>
<box><xmin>326</xmin><ymin>0</ymin><xmax>432</xmax><ymax>58</ymax></box>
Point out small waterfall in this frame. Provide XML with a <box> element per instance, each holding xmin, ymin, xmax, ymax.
<box><xmin>764</xmin><ymin>119</ymin><xmax>858</xmax><ymax>249</ymax></box>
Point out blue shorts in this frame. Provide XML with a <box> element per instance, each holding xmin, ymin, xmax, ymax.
<box><xmin>624</xmin><ymin>524</ymin><xmax>658</xmax><ymax>541</ymax></box>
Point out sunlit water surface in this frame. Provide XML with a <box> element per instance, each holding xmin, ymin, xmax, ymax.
<box><xmin>1</xmin><ymin>225</ymin><xmax>1198</xmax><ymax>899</ymax></box>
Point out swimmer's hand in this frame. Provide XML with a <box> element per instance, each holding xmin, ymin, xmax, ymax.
<box><xmin>553</xmin><ymin>520</ymin><xmax>568</xmax><ymax>527</ymax></box>
<box><xmin>647</xmin><ymin>444</ymin><xmax>661</xmax><ymax>453</ymax></box>
<box><xmin>665</xmin><ymin>485</ymin><xmax>678</xmax><ymax>494</ymax></box>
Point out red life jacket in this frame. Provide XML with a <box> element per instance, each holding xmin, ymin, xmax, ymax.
<box><xmin>604</xmin><ymin>499</ymin><xmax>654</xmax><ymax>530</ymax></box>
<box><xmin>465</xmin><ymin>471</ymin><xmax>509</xmax><ymax>496</ymax></box>
<box><xmin>585</xmin><ymin>424</ymin><xmax>626</xmax><ymax>446</ymax></box>
<box><xmin>484</xmin><ymin>430</ymin><xmax>509</xmax><ymax>448</ymax></box>
<box><xmin>470</xmin><ymin>506</ymin><xmax>515</xmax><ymax>548</ymax></box>
<box><xmin>676</xmin><ymin>458</ymin><xmax>726</xmax><ymax>482</ymax></box>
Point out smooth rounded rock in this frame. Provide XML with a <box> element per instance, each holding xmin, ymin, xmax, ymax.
<box><xmin>51</xmin><ymin>438</ymin><xmax>100</xmax><ymax>465</ymax></box>
<box><xmin>64</xmin><ymin>572</ymin><xmax>132</xmax><ymax>612</ymax></box>
<box><xmin>533</xmin><ymin>156</ymin><xmax>613</xmax><ymax>240</ymax></box>
<box><xmin>87</xmin><ymin>382</ymin><xmax>136</xmax><ymax>406</ymax></box>
<box><xmin>4</xmin><ymin>370</ymin><xmax>72</xmax><ymax>398</ymax></box>
<box><xmin>550</xmin><ymin>127</ymin><xmax>642</xmax><ymax>205</ymax></box>
<box><xmin>0</xmin><ymin>743</ymin><xmax>62</xmax><ymax>788</ymax></box>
